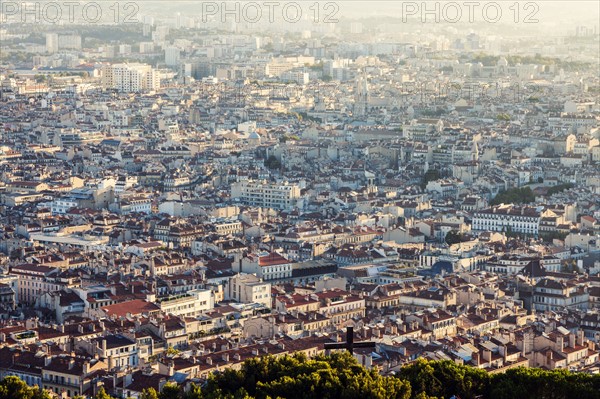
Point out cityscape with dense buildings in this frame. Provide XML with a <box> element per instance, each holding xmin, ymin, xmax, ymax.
<box><xmin>0</xmin><ymin>1</ymin><xmax>599</xmax><ymax>398</ymax></box>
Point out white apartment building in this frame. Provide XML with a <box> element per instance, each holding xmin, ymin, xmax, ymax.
<box><xmin>58</xmin><ymin>34</ymin><xmax>82</xmax><ymax>50</ymax></box>
<box><xmin>165</xmin><ymin>46</ymin><xmax>181</xmax><ymax>66</ymax></box>
<box><xmin>45</xmin><ymin>33</ymin><xmax>58</xmax><ymax>53</ymax></box>
<box><xmin>101</xmin><ymin>63</ymin><xmax>160</xmax><ymax>92</ymax></box>
<box><xmin>156</xmin><ymin>289</ymin><xmax>214</xmax><ymax>318</ymax></box>
<box><xmin>236</xmin><ymin>252</ymin><xmax>293</xmax><ymax>281</ymax></box>
<box><xmin>484</xmin><ymin>255</ymin><xmax>536</xmax><ymax>274</ymax></box>
<box><xmin>214</xmin><ymin>221</ymin><xmax>243</xmax><ymax>235</ymax></box>
<box><xmin>472</xmin><ymin>204</ymin><xmax>541</xmax><ymax>236</ymax></box>
<box><xmin>9</xmin><ymin>264</ymin><xmax>79</xmax><ymax>305</ymax></box>
<box><xmin>227</xmin><ymin>273</ymin><xmax>272</xmax><ymax>308</ymax></box>
<box><xmin>118</xmin><ymin>197</ymin><xmax>152</xmax><ymax>215</ymax></box>
<box><xmin>51</xmin><ymin>198</ymin><xmax>78</xmax><ymax>214</ymax></box>
<box><xmin>231</xmin><ymin>180</ymin><xmax>301</xmax><ymax>210</ymax></box>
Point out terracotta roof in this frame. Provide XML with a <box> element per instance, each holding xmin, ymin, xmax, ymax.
<box><xmin>101</xmin><ymin>299</ymin><xmax>159</xmax><ymax>318</ymax></box>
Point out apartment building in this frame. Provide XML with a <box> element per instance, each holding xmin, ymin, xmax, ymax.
<box><xmin>237</xmin><ymin>252</ymin><xmax>293</xmax><ymax>281</ymax></box>
<box><xmin>231</xmin><ymin>180</ymin><xmax>301</xmax><ymax>210</ymax></box>
<box><xmin>313</xmin><ymin>289</ymin><xmax>365</xmax><ymax>327</ymax></box>
<box><xmin>102</xmin><ymin>63</ymin><xmax>160</xmax><ymax>92</ymax></box>
<box><xmin>10</xmin><ymin>264</ymin><xmax>80</xmax><ymax>305</ymax></box>
<box><xmin>93</xmin><ymin>335</ymin><xmax>139</xmax><ymax>370</ymax></box>
<box><xmin>227</xmin><ymin>273</ymin><xmax>272</xmax><ymax>308</ymax></box>
<box><xmin>42</xmin><ymin>356</ymin><xmax>106</xmax><ymax>397</ymax></box>
<box><xmin>157</xmin><ymin>289</ymin><xmax>214</xmax><ymax>318</ymax></box>
<box><xmin>472</xmin><ymin>204</ymin><xmax>541</xmax><ymax>236</ymax></box>
<box><xmin>533</xmin><ymin>278</ymin><xmax>589</xmax><ymax>312</ymax></box>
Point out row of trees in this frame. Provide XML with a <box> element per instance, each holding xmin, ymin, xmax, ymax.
<box><xmin>490</xmin><ymin>187</ymin><xmax>535</xmax><ymax>205</ymax></box>
<box><xmin>397</xmin><ymin>359</ymin><xmax>600</xmax><ymax>399</ymax></box>
<box><xmin>4</xmin><ymin>354</ymin><xmax>600</xmax><ymax>399</ymax></box>
<box><xmin>546</xmin><ymin>183</ymin><xmax>574</xmax><ymax>196</ymax></box>
<box><xmin>490</xmin><ymin>183</ymin><xmax>574</xmax><ymax>207</ymax></box>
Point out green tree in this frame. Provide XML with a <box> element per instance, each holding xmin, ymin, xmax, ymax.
<box><xmin>0</xmin><ymin>376</ymin><xmax>36</xmax><ymax>399</ymax></box>
<box><xmin>94</xmin><ymin>387</ymin><xmax>114</xmax><ymax>399</ymax></box>
<box><xmin>445</xmin><ymin>230</ymin><xmax>465</xmax><ymax>245</ymax></box>
<box><xmin>490</xmin><ymin>187</ymin><xmax>535</xmax><ymax>206</ymax></box>
<box><xmin>546</xmin><ymin>183</ymin><xmax>574</xmax><ymax>196</ymax></box>
<box><xmin>205</xmin><ymin>352</ymin><xmax>411</xmax><ymax>399</ymax></box>
<box><xmin>160</xmin><ymin>383</ymin><xmax>181</xmax><ymax>399</ymax></box>
<box><xmin>421</xmin><ymin>169</ymin><xmax>440</xmax><ymax>189</ymax></box>
<box><xmin>183</xmin><ymin>383</ymin><xmax>203</xmax><ymax>399</ymax></box>
<box><xmin>141</xmin><ymin>388</ymin><xmax>160</xmax><ymax>399</ymax></box>
<box><xmin>165</xmin><ymin>346</ymin><xmax>180</xmax><ymax>356</ymax></box>
<box><xmin>264</xmin><ymin>155</ymin><xmax>281</xmax><ymax>170</ymax></box>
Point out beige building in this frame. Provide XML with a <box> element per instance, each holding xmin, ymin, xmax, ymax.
<box><xmin>231</xmin><ymin>180</ymin><xmax>301</xmax><ymax>210</ymax></box>
<box><xmin>227</xmin><ymin>273</ymin><xmax>271</xmax><ymax>308</ymax></box>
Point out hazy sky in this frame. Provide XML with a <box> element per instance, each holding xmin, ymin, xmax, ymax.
<box><xmin>136</xmin><ymin>1</ymin><xmax>599</xmax><ymax>31</ymax></box>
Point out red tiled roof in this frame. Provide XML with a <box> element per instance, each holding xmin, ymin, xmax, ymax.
<box><xmin>101</xmin><ymin>299</ymin><xmax>159</xmax><ymax>318</ymax></box>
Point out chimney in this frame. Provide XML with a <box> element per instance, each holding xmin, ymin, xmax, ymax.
<box><xmin>482</xmin><ymin>349</ymin><xmax>491</xmax><ymax>362</ymax></box>
<box><xmin>233</xmin><ymin>353</ymin><xmax>241</xmax><ymax>361</ymax></box>
<box><xmin>251</xmin><ymin>348</ymin><xmax>259</xmax><ymax>356</ymax></box>
<box><xmin>373</xmin><ymin>328</ymin><xmax>381</xmax><ymax>338</ymax></box>
<box><xmin>44</xmin><ymin>356</ymin><xmax>52</xmax><ymax>367</ymax></box>
<box><xmin>262</xmin><ymin>347</ymin><xmax>268</xmax><ymax>354</ymax></box>
<box><xmin>68</xmin><ymin>358</ymin><xmax>75</xmax><ymax>370</ymax></box>
<box><xmin>522</xmin><ymin>334</ymin><xmax>529</xmax><ymax>356</ymax></box>
<box><xmin>569</xmin><ymin>333</ymin><xmax>576</xmax><ymax>348</ymax></box>
<box><xmin>473</xmin><ymin>351</ymin><xmax>480</xmax><ymax>365</ymax></box>
<box><xmin>221</xmin><ymin>344</ymin><xmax>229</xmax><ymax>352</ymax></box>
<box><xmin>587</xmin><ymin>341</ymin><xmax>596</xmax><ymax>351</ymax></box>
<box><xmin>577</xmin><ymin>330</ymin><xmax>584</xmax><ymax>346</ymax></box>
<box><xmin>222</xmin><ymin>353</ymin><xmax>229</xmax><ymax>362</ymax></box>
<box><xmin>556</xmin><ymin>336</ymin><xmax>564</xmax><ymax>351</ymax></box>
<box><xmin>206</xmin><ymin>357</ymin><xmax>212</xmax><ymax>365</ymax></box>
<box><xmin>102</xmin><ymin>338</ymin><xmax>107</xmax><ymax>354</ymax></box>
<box><xmin>546</xmin><ymin>350</ymin><xmax>553</xmax><ymax>364</ymax></box>
<box><xmin>78</xmin><ymin>325</ymin><xmax>84</xmax><ymax>334</ymax></box>
<box><xmin>83</xmin><ymin>361</ymin><xmax>90</xmax><ymax>375</ymax></box>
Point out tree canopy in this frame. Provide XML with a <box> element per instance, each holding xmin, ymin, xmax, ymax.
<box><xmin>397</xmin><ymin>359</ymin><xmax>600</xmax><ymax>399</ymax></box>
<box><xmin>264</xmin><ymin>155</ymin><xmax>281</xmax><ymax>170</ymax></box>
<box><xmin>421</xmin><ymin>169</ymin><xmax>440</xmax><ymax>189</ymax></box>
<box><xmin>204</xmin><ymin>352</ymin><xmax>411</xmax><ymax>399</ymax></box>
<box><xmin>2</xmin><ymin>356</ymin><xmax>600</xmax><ymax>399</ymax></box>
<box><xmin>490</xmin><ymin>187</ymin><xmax>535</xmax><ymax>206</ymax></box>
<box><xmin>444</xmin><ymin>230</ymin><xmax>469</xmax><ymax>245</ymax></box>
<box><xmin>0</xmin><ymin>377</ymin><xmax>51</xmax><ymax>399</ymax></box>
